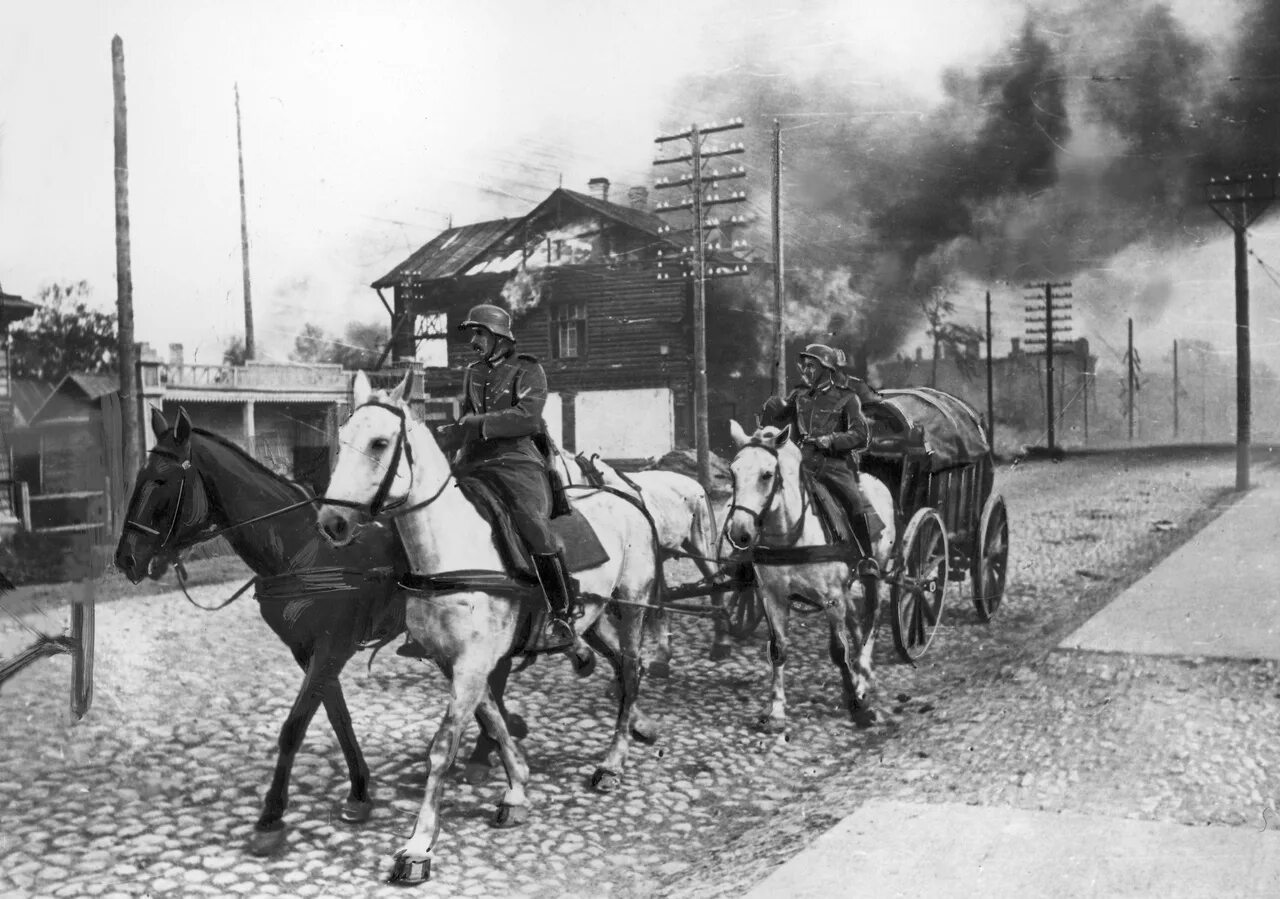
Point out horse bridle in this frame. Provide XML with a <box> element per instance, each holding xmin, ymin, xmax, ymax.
<box><xmin>123</xmin><ymin>444</ymin><xmax>210</xmax><ymax>552</ymax></box>
<box><xmin>325</xmin><ymin>399</ymin><xmax>453</xmax><ymax>520</ymax></box>
<box><xmin>726</xmin><ymin>440</ymin><xmax>809</xmax><ymax>551</ymax></box>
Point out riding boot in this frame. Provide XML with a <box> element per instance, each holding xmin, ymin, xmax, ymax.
<box><xmin>395</xmin><ymin>635</ymin><xmax>429</xmax><ymax>659</ymax></box>
<box><xmin>853</xmin><ymin>513</ymin><xmax>881</xmax><ymax>578</ymax></box>
<box><xmin>531</xmin><ymin>551</ymin><xmax>596</xmax><ymax>677</ymax></box>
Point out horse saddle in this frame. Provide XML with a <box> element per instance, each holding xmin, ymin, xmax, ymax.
<box><xmin>802</xmin><ymin>471</ymin><xmax>884</xmax><ymax>549</ymax></box>
<box><xmin>454</xmin><ymin>475</ymin><xmax>610</xmax><ymax>580</ymax></box>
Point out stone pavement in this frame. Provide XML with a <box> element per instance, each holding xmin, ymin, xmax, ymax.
<box><xmin>741</xmin><ymin>476</ymin><xmax>1280</xmax><ymax>899</ymax></box>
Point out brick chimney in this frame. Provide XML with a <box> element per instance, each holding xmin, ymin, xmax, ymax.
<box><xmin>1011</xmin><ymin>337</ymin><xmax>1021</xmax><ymax>355</ymax></box>
<box><xmin>628</xmin><ymin>186</ymin><xmax>649</xmax><ymax>210</ymax></box>
<box><xmin>168</xmin><ymin>342</ymin><xmax>184</xmax><ymax>367</ymax></box>
<box><xmin>587</xmin><ymin>177</ymin><xmax>610</xmax><ymax>204</ymax></box>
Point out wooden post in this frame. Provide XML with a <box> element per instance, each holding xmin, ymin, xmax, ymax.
<box><xmin>1044</xmin><ymin>282</ymin><xmax>1056</xmax><ymax>452</ymax></box>
<box><xmin>985</xmin><ymin>289</ymin><xmax>994</xmax><ymax>448</ymax></box>
<box><xmin>690</xmin><ymin>124</ymin><xmax>710</xmax><ymax>490</ymax></box>
<box><xmin>1173</xmin><ymin>339</ymin><xmax>1179</xmax><ymax>440</ymax></box>
<box><xmin>112</xmin><ymin>35</ymin><xmax>142</xmax><ymax>490</ymax></box>
<box><xmin>236</xmin><ymin>84</ymin><xmax>256</xmax><ymax>360</ymax></box>
<box><xmin>771</xmin><ymin>119</ymin><xmax>786</xmax><ymax>398</ymax></box>
<box><xmin>1127</xmin><ymin>318</ymin><xmax>1135</xmax><ymax>442</ymax></box>
<box><xmin>1233</xmin><ymin>212</ymin><xmax>1250</xmax><ymax>490</ymax></box>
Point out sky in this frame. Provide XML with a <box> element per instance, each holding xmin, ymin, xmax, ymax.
<box><xmin>1</xmin><ymin>0</ymin><xmax>1277</xmax><ymax>375</ymax></box>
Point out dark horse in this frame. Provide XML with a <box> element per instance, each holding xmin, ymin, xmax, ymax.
<box><xmin>114</xmin><ymin>408</ymin><xmax>523</xmax><ymax>856</ymax></box>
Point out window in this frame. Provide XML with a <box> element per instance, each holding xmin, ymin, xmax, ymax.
<box><xmin>414</xmin><ymin>313</ymin><xmax>448</xmax><ymax>368</ymax></box>
<box><xmin>550</xmin><ymin>303</ymin><xmax>587</xmax><ymax>360</ymax></box>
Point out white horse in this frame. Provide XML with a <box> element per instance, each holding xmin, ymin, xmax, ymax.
<box><xmin>723</xmin><ymin>421</ymin><xmax>896</xmax><ymax>731</ymax></box>
<box><xmin>316</xmin><ymin>372</ymin><xmax>660</xmax><ymax>885</ymax></box>
<box><xmin>554</xmin><ymin>449</ymin><xmax>734</xmax><ymax>673</ymax></box>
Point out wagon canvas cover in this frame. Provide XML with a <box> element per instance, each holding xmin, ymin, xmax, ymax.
<box><xmin>869</xmin><ymin>387</ymin><xmax>990</xmax><ymax>471</ymax></box>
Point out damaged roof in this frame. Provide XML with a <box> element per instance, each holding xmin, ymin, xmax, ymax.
<box><xmin>372</xmin><ymin>187</ymin><xmax>695</xmax><ymax>290</ymax></box>
<box><xmin>372</xmin><ymin>218</ymin><xmax>517</xmax><ymax>288</ymax></box>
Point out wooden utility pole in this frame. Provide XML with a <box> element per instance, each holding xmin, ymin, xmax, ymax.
<box><xmin>235</xmin><ymin>84</ymin><xmax>255</xmax><ymax>360</ymax></box>
<box><xmin>1173</xmin><ymin>339</ymin><xmax>1180</xmax><ymax>439</ymax></box>
<box><xmin>1023</xmin><ymin>281</ymin><xmax>1072</xmax><ymax>452</ymax></box>
<box><xmin>654</xmin><ymin>119</ymin><xmax>747</xmax><ymax>489</ymax></box>
<box><xmin>1205</xmin><ymin>172</ymin><xmax>1275</xmax><ymax>490</ymax></box>
<box><xmin>771</xmin><ymin>119</ymin><xmax>785</xmax><ymax>397</ymax></box>
<box><xmin>1126</xmin><ymin>318</ymin><xmax>1136</xmax><ymax>441</ymax></box>
<box><xmin>985</xmin><ymin>289</ymin><xmax>994</xmax><ymax>448</ymax></box>
<box><xmin>112</xmin><ymin>35</ymin><xmax>142</xmax><ymax>486</ymax></box>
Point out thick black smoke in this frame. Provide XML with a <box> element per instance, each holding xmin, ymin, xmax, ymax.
<box><xmin>662</xmin><ymin>0</ymin><xmax>1280</xmax><ymax>375</ymax></box>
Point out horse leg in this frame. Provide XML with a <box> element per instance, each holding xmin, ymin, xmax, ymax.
<box><xmin>694</xmin><ymin>549</ymin><xmax>733</xmax><ymax>662</ymax></box>
<box><xmin>582</xmin><ymin>603</ymin><xmax>647</xmax><ymax>793</ymax></box>
<box><xmin>587</xmin><ymin>615</ymin><xmax>661</xmax><ymax>745</ymax></box>
<box><xmin>475</xmin><ymin>687</ymin><xmax>532</xmax><ymax>828</ymax></box>
<box><xmin>387</xmin><ymin>658</ymin><xmax>493</xmax><ymax>885</ymax></box>
<box><xmin>829</xmin><ymin>581</ymin><xmax>880</xmax><ymax>727</ymax></box>
<box><xmin>848</xmin><ymin>574</ymin><xmax>881</xmax><ymax>728</ymax></box>
<box><xmin>320</xmin><ymin>670</ymin><xmax>374</xmax><ymax>824</ymax></box>
<box><xmin>248</xmin><ymin>645</ymin><xmax>341</xmax><ymax>856</ymax></box>
<box><xmin>645</xmin><ymin>601</ymin><xmax>673</xmax><ymax>679</ymax></box>
<box><xmin>759</xmin><ymin>587</ymin><xmax>790</xmax><ymax>733</ymax></box>
<box><xmin>462</xmin><ymin>656</ymin><xmax>529</xmax><ymax>785</ymax></box>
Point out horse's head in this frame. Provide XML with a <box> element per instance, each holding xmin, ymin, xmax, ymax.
<box><xmin>317</xmin><ymin>370</ymin><xmax>424</xmax><ymax>546</ymax></box>
<box><xmin>114</xmin><ymin>407</ymin><xmax>212</xmax><ymax>584</ymax></box>
<box><xmin>724</xmin><ymin>419</ymin><xmax>801</xmax><ymax>550</ymax></box>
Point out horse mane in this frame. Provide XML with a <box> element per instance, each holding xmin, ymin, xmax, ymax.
<box><xmin>188</xmin><ymin>427</ymin><xmax>313</xmax><ymax>502</ymax></box>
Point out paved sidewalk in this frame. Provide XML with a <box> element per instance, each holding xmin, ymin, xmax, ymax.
<box><xmin>743</xmin><ymin>800</ymin><xmax>1280</xmax><ymax>899</ymax></box>
<box><xmin>741</xmin><ymin>476</ymin><xmax>1280</xmax><ymax>899</ymax></box>
<box><xmin>1060</xmin><ymin>480</ymin><xmax>1280</xmax><ymax>659</ymax></box>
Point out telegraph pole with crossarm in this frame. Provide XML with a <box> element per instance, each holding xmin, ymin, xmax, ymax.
<box><xmin>1022</xmin><ymin>281</ymin><xmax>1073</xmax><ymax>453</ymax></box>
<box><xmin>653</xmin><ymin>119</ymin><xmax>749</xmax><ymax>489</ymax></box>
<box><xmin>1204</xmin><ymin>171</ymin><xmax>1276</xmax><ymax>491</ymax></box>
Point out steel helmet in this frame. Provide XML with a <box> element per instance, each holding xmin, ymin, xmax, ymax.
<box><xmin>459</xmin><ymin>304</ymin><xmax>514</xmax><ymax>341</ymax></box>
<box><xmin>798</xmin><ymin>343</ymin><xmax>846</xmax><ymax>371</ymax></box>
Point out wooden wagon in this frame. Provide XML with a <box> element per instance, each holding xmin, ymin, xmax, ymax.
<box><xmin>861</xmin><ymin>387</ymin><xmax>1009</xmax><ymax>661</ymax></box>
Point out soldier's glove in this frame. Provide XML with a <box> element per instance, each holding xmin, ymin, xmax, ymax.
<box><xmin>435</xmin><ymin>423</ymin><xmax>466</xmax><ymax>452</ymax></box>
<box><xmin>802</xmin><ymin>435</ymin><xmax>834</xmax><ymax>452</ymax></box>
<box><xmin>762</xmin><ymin>397</ymin><xmax>787</xmax><ymax>420</ymax></box>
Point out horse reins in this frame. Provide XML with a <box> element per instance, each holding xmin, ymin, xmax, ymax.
<box><xmin>322</xmin><ymin>399</ymin><xmax>455</xmax><ymax>521</ymax></box>
<box><xmin>725</xmin><ymin>441</ymin><xmax>809</xmax><ymax>551</ymax></box>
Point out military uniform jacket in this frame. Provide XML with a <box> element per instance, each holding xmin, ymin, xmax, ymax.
<box><xmin>763</xmin><ymin>381</ymin><xmax>871</xmax><ymax>462</ymax></box>
<box><xmin>457</xmin><ymin>349</ymin><xmax>548</xmax><ymax>467</ymax></box>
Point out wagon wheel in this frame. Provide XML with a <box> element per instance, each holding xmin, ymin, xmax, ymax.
<box><xmin>726</xmin><ymin>570</ymin><xmax>765</xmax><ymax>640</ymax></box>
<box><xmin>890</xmin><ymin>508</ymin><xmax>950</xmax><ymax>662</ymax></box>
<box><xmin>69</xmin><ymin>586</ymin><xmax>95</xmax><ymax>719</ymax></box>
<box><xmin>970</xmin><ymin>493</ymin><xmax>1009</xmax><ymax>622</ymax></box>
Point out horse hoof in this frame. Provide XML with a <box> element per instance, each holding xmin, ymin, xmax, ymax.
<box><xmin>247</xmin><ymin>822</ymin><xmax>287</xmax><ymax>857</ymax></box>
<box><xmin>709</xmin><ymin>644</ymin><xmax>733</xmax><ymax>662</ymax></box>
<box><xmin>590</xmin><ymin>768</ymin><xmax>622</xmax><ymax>793</ymax></box>
<box><xmin>630</xmin><ymin>717</ymin><xmax>661</xmax><ymax>745</ymax></box>
<box><xmin>647</xmin><ymin>659</ymin><xmax>672</xmax><ymax>679</ymax></box>
<box><xmin>492</xmin><ymin>802</ymin><xmax>529</xmax><ymax>828</ymax></box>
<box><xmin>852</xmin><ymin>706</ymin><xmax>879</xmax><ymax>729</ymax></box>
<box><xmin>338</xmin><ymin>796</ymin><xmax>373</xmax><ymax>824</ymax></box>
<box><xmin>507</xmin><ymin>712</ymin><xmax>529</xmax><ymax>741</ymax></box>
<box><xmin>758</xmin><ymin>716</ymin><xmax>787</xmax><ymax>735</ymax></box>
<box><xmin>462</xmin><ymin>762</ymin><xmax>492</xmax><ymax>785</ymax></box>
<box><xmin>572</xmin><ymin>650</ymin><xmax>596</xmax><ymax>679</ymax></box>
<box><xmin>386</xmin><ymin>854</ymin><xmax>432</xmax><ymax>885</ymax></box>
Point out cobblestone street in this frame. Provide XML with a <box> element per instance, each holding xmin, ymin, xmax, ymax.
<box><xmin>1</xmin><ymin>448</ymin><xmax>1271</xmax><ymax>898</ymax></box>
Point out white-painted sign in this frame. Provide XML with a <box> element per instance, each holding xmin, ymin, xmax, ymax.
<box><xmin>575</xmin><ymin>388</ymin><xmax>673</xmax><ymax>459</ymax></box>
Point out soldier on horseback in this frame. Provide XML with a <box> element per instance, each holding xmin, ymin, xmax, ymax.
<box><xmin>760</xmin><ymin>343</ymin><xmax>885</xmax><ymax>574</ymax></box>
<box><xmin>431</xmin><ymin>304</ymin><xmax>584</xmax><ymax>651</ymax></box>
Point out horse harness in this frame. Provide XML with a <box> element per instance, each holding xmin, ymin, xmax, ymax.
<box><xmin>727</xmin><ymin>439</ymin><xmax>810</xmax><ymax>554</ymax></box>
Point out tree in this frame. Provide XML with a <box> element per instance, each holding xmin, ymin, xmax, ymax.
<box><xmin>222</xmin><ymin>336</ymin><xmax>249</xmax><ymax>366</ymax></box>
<box><xmin>919</xmin><ymin>285</ymin><xmax>983</xmax><ymax>387</ymax></box>
<box><xmin>8</xmin><ymin>281</ymin><xmax>117</xmax><ymax>382</ymax></box>
<box><xmin>289</xmin><ymin>320</ymin><xmax>388</xmax><ymax>370</ymax></box>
